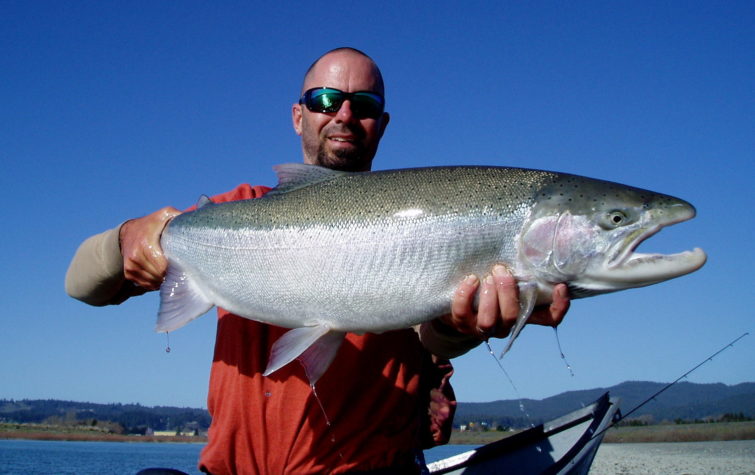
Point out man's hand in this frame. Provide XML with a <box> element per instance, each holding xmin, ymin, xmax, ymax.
<box><xmin>442</xmin><ymin>265</ymin><xmax>570</xmax><ymax>339</ymax></box>
<box><xmin>119</xmin><ymin>206</ymin><xmax>182</xmax><ymax>290</ymax></box>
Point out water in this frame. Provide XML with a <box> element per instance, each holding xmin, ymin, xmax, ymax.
<box><xmin>6</xmin><ymin>439</ymin><xmax>752</xmax><ymax>474</ymax></box>
<box><xmin>0</xmin><ymin>439</ymin><xmax>476</xmax><ymax>474</ymax></box>
<box><xmin>0</xmin><ymin>440</ymin><xmax>206</xmax><ymax>475</ymax></box>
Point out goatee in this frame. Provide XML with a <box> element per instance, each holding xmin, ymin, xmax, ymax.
<box><xmin>316</xmin><ymin>145</ymin><xmax>371</xmax><ymax>172</ymax></box>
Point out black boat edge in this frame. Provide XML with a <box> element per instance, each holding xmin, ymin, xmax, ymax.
<box><xmin>427</xmin><ymin>392</ymin><xmax>621</xmax><ymax>475</ymax></box>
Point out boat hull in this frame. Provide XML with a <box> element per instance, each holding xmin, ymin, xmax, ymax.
<box><xmin>428</xmin><ymin>392</ymin><xmax>620</xmax><ymax>475</ymax></box>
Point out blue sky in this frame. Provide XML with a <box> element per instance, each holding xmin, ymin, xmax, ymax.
<box><xmin>1</xmin><ymin>1</ymin><xmax>752</xmax><ymax>409</ymax></box>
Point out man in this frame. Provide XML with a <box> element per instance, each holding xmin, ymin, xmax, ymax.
<box><xmin>66</xmin><ymin>48</ymin><xmax>569</xmax><ymax>474</ymax></box>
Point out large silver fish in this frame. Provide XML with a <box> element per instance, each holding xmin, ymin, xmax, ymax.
<box><xmin>158</xmin><ymin>164</ymin><xmax>706</xmax><ymax>383</ymax></box>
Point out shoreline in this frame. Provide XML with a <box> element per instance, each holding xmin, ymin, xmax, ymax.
<box><xmin>0</xmin><ymin>424</ymin><xmax>207</xmax><ymax>444</ymax></box>
<box><xmin>0</xmin><ymin>432</ymin><xmax>207</xmax><ymax>443</ymax></box>
<box><xmin>449</xmin><ymin>420</ymin><xmax>755</xmax><ymax>445</ymax></box>
<box><xmin>3</xmin><ymin>420</ymin><xmax>754</xmax><ymax>445</ymax></box>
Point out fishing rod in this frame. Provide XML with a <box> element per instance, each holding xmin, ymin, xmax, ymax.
<box><xmin>591</xmin><ymin>331</ymin><xmax>749</xmax><ymax>440</ymax></box>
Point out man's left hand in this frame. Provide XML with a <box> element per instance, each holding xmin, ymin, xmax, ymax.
<box><xmin>442</xmin><ymin>265</ymin><xmax>570</xmax><ymax>339</ymax></box>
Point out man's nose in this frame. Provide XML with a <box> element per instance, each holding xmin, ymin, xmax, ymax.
<box><xmin>334</xmin><ymin>99</ymin><xmax>356</xmax><ymax>123</ymax></box>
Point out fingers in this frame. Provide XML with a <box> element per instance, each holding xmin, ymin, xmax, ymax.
<box><xmin>122</xmin><ymin>239</ymin><xmax>163</xmax><ymax>289</ymax></box>
<box><xmin>445</xmin><ymin>265</ymin><xmax>521</xmax><ymax>339</ymax></box>
<box><xmin>492</xmin><ymin>265</ymin><xmax>519</xmax><ymax>337</ymax></box>
<box><xmin>475</xmin><ymin>275</ymin><xmax>499</xmax><ymax>336</ymax></box>
<box><xmin>528</xmin><ymin>284</ymin><xmax>571</xmax><ymax>326</ymax></box>
<box><xmin>120</xmin><ymin>206</ymin><xmax>182</xmax><ymax>290</ymax></box>
<box><xmin>443</xmin><ymin>266</ymin><xmax>572</xmax><ymax>342</ymax></box>
<box><xmin>549</xmin><ymin>284</ymin><xmax>570</xmax><ymax>325</ymax></box>
<box><xmin>445</xmin><ymin>275</ymin><xmax>480</xmax><ymax>334</ymax></box>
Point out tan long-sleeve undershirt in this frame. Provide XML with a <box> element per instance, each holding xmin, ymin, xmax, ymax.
<box><xmin>65</xmin><ymin>224</ymin><xmax>147</xmax><ymax>306</ymax></box>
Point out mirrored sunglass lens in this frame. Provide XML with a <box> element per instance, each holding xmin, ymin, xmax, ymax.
<box><xmin>351</xmin><ymin>94</ymin><xmax>383</xmax><ymax>118</ymax></box>
<box><xmin>310</xmin><ymin>90</ymin><xmax>343</xmax><ymax>112</ymax></box>
<box><xmin>352</xmin><ymin>97</ymin><xmax>382</xmax><ymax>119</ymax></box>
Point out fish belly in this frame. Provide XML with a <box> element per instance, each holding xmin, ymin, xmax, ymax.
<box><xmin>164</xmin><ymin>213</ymin><xmax>512</xmax><ymax>332</ymax></box>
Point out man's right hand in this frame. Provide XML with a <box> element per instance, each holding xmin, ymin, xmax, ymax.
<box><xmin>119</xmin><ymin>206</ymin><xmax>182</xmax><ymax>290</ymax></box>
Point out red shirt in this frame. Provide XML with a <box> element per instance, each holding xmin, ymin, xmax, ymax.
<box><xmin>197</xmin><ymin>184</ymin><xmax>452</xmax><ymax>475</ymax></box>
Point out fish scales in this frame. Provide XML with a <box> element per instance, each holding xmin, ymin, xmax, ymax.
<box><xmin>158</xmin><ymin>164</ymin><xmax>706</xmax><ymax>382</ymax></box>
<box><xmin>165</xmin><ymin>167</ymin><xmax>541</xmax><ymax>330</ymax></box>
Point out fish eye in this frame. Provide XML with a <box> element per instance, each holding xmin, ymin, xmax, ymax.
<box><xmin>601</xmin><ymin>210</ymin><xmax>628</xmax><ymax>229</ymax></box>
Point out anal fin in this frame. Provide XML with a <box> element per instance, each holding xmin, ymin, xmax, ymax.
<box><xmin>264</xmin><ymin>326</ymin><xmax>346</xmax><ymax>384</ymax></box>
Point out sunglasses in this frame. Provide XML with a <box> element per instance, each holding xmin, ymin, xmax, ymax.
<box><xmin>299</xmin><ymin>87</ymin><xmax>385</xmax><ymax>119</ymax></box>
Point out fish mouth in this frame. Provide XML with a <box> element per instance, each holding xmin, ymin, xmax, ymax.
<box><xmin>604</xmin><ymin>205</ymin><xmax>707</xmax><ymax>285</ymax></box>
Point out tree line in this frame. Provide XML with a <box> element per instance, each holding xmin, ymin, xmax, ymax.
<box><xmin>0</xmin><ymin>399</ymin><xmax>211</xmax><ymax>435</ymax></box>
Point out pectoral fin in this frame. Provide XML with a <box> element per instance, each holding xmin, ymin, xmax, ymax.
<box><xmin>264</xmin><ymin>325</ymin><xmax>346</xmax><ymax>384</ymax></box>
<box><xmin>499</xmin><ymin>281</ymin><xmax>538</xmax><ymax>357</ymax></box>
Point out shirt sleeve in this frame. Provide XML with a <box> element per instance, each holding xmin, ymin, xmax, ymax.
<box><xmin>64</xmin><ymin>224</ymin><xmax>147</xmax><ymax>306</ymax></box>
<box><xmin>64</xmin><ymin>183</ymin><xmax>270</xmax><ymax>308</ymax></box>
<box><xmin>417</xmin><ymin>319</ymin><xmax>481</xmax><ymax>359</ymax></box>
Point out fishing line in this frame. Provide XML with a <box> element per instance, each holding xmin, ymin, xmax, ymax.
<box><xmin>484</xmin><ymin>340</ymin><xmax>532</xmax><ymax>424</ymax></box>
<box><xmin>165</xmin><ymin>332</ymin><xmax>171</xmax><ymax>353</ymax></box>
<box><xmin>590</xmin><ymin>332</ymin><xmax>749</xmax><ymax>440</ymax></box>
<box><xmin>553</xmin><ymin>327</ymin><xmax>575</xmax><ymax>377</ymax></box>
<box><xmin>483</xmin><ymin>328</ymin><xmax>575</xmax><ymax>423</ymax></box>
<box><xmin>302</xmin><ymin>364</ymin><xmax>345</xmax><ymax>462</ymax></box>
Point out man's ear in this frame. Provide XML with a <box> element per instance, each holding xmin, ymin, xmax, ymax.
<box><xmin>292</xmin><ymin>103</ymin><xmax>303</xmax><ymax>135</ymax></box>
<box><xmin>378</xmin><ymin>112</ymin><xmax>390</xmax><ymax>139</ymax></box>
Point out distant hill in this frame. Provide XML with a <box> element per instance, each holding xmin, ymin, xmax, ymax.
<box><xmin>455</xmin><ymin>381</ymin><xmax>755</xmax><ymax>428</ymax></box>
<box><xmin>2</xmin><ymin>381</ymin><xmax>753</xmax><ymax>433</ymax></box>
<box><xmin>0</xmin><ymin>399</ymin><xmax>211</xmax><ymax>434</ymax></box>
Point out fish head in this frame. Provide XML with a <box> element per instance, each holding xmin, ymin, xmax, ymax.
<box><xmin>519</xmin><ymin>175</ymin><xmax>707</xmax><ymax>298</ymax></box>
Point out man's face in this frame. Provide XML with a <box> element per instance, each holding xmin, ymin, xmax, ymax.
<box><xmin>292</xmin><ymin>51</ymin><xmax>389</xmax><ymax>172</ymax></box>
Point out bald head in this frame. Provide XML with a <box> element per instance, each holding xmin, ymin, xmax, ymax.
<box><xmin>301</xmin><ymin>47</ymin><xmax>385</xmax><ymax>96</ymax></box>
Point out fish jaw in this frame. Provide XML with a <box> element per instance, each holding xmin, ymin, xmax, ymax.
<box><xmin>567</xmin><ymin>199</ymin><xmax>706</xmax><ymax>296</ymax></box>
<box><xmin>594</xmin><ymin>247</ymin><xmax>707</xmax><ymax>288</ymax></box>
<box><xmin>584</xmin><ymin>202</ymin><xmax>707</xmax><ymax>290</ymax></box>
<box><xmin>520</xmin><ymin>187</ymin><xmax>707</xmax><ymax>298</ymax></box>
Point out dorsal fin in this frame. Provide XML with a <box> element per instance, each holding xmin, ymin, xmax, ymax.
<box><xmin>196</xmin><ymin>195</ymin><xmax>213</xmax><ymax>209</ymax></box>
<box><xmin>268</xmin><ymin>163</ymin><xmax>351</xmax><ymax>195</ymax></box>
